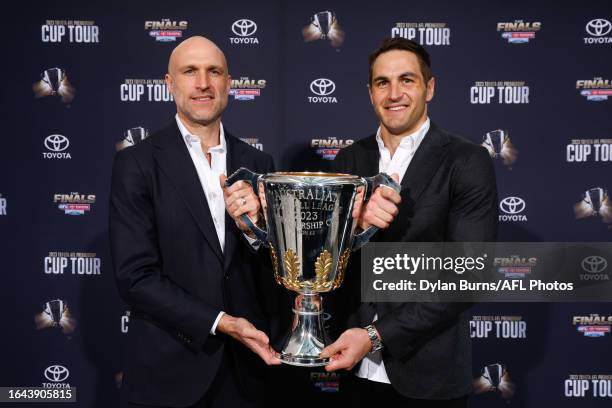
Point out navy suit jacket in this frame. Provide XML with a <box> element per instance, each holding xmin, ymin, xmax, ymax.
<box><xmin>331</xmin><ymin>122</ymin><xmax>498</xmax><ymax>399</ymax></box>
<box><xmin>110</xmin><ymin>121</ymin><xmax>280</xmax><ymax>406</ymax></box>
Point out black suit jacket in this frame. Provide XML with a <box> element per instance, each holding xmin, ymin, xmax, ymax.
<box><xmin>332</xmin><ymin>122</ymin><xmax>498</xmax><ymax>399</ymax></box>
<box><xmin>109</xmin><ymin>122</ymin><xmax>280</xmax><ymax>406</ymax></box>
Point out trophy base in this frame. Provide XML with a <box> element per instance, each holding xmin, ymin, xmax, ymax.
<box><xmin>280</xmin><ymin>354</ymin><xmax>330</xmax><ymax>367</ymax></box>
<box><xmin>279</xmin><ymin>293</ymin><xmax>331</xmax><ymax>367</ymax></box>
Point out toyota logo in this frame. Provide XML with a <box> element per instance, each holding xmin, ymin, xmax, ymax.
<box><xmin>586</xmin><ymin>19</ymin><xmax>612</xmax><ymax>37</ymax></box>
<box><xmin>44</xmin><ymin>365</ymin><xmax>69</xmax><ymax>382</ymax></box>
<box><xmin>232</xmin><ymin>19</ymin><xmax>257</xmax><ymax>37</ymax></box>
<box><xmin>499</xmin><ymin>197</ymin><xmax>526</xmax><ymax>214</ymax></box>
<box><xmin>310</xmin><ymin>78</ymin><xmax>336</xmax><ymax>96</ymax></box>
<box><xmin>581</xmin><ymin>256</ymin><xmax>608</xmax><ymax>274</ymax></box>
<box><xmin>44</xmin><ymin>134</ymin><xmax>69</xmax><ymax>152</ymax></box>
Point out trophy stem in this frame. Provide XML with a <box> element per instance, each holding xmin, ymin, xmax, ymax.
<box><xmin>280</xmin><ymin>293</ymin><xmax>331</xmax><ymax>367</ymax></box>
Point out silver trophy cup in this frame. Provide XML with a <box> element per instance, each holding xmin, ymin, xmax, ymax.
<box><xmin>225</xmin><ymin>168</ymin><xmax>400</xmax><ymax>366</ymax></box>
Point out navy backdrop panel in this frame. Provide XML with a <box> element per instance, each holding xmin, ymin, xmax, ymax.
<box><xmin>2</xmin><ymin>0</ymin><xmax>612</xmax><ymax>406</ymax></box>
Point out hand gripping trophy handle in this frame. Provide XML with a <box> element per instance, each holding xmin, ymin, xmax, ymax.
<box><xmin>225</xmin><ymin>167</ymin><xmax>269</xmax><ymax>243</ymax></box>
<box><xmin>225</xmin><ymin>167</ymin><xmax>400</xmax><ymax>366</ymax></box>
<box><xmin>350</xmin><ymin>172</ymin><xmax>401</xmax><ymax>250</ymax></box>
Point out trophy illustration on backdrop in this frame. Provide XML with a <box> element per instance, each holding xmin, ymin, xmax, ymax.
<box><xmin>481</xmin><ymin>129</ymin><xmax>518</xmax><ymax>167</ymax></box>
<box><xmin>302</xmin><ymin>10</ymin><xmax>345</xmax><ymax>48</ymax></box>
<box><xmin>32</xmin><ymin>67</ymin><xmax>76</xmax><ymax>104</ymax></box>
<box><xmin>225</xmin><ymin>168</ymin><xmax>400</xmax><ymax>366</ymax></box>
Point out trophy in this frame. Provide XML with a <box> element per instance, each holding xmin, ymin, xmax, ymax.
<box><xmin>225</xmin><ymin>168</ymin><xmax>400</xmax><ymax>366</ymax></box>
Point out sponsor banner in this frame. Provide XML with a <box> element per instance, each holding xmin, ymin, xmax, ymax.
<box><xmin>144</xmin><ymin>19</ymin><xmax>188</xmax><ymax>42</ymax></box>
<box><xmin>584</xmin><ymin>18</ymin><xmax>612</xmax><ymax>44</ymax></box>
<box><xmin>567</xmin><ymin>138</ymin><xmax>612</xmax><ymax>162</ymax></box>
<box><xmin>470</xmin><ymin>315</ymin><xmax>527</xmax><ymax>339</ymax></box>
<box><xmin>573</xmin><ymin>314</ymin><xmax>612</xmax><ymax>337</ymax></box>
<box><xmin>44</xmin><ymin>251</ymin><xmax>101</xmax><ymax>276</ymax></box>
<box><xmin>311</xmin><ymin>137</ymin><xmax>353</xmax><ymax>160</ymax></box>
<box><xmin>230</xmin><ymin>19</ymin><xmax>259</xmax><ymax>44</ymax></box>
<box><xmin>499</xmin><ymin>196</ymin><xmax>527</xmax><ymax>222</ymax></box>
<box><xmin>230</xmin><ymin>77</ymin><xmax>266</xmax><ymax>101</ymax></box>
<box><xmin>42</xmin><ymin>365</ymin><xmax>71</xmax><ymax>388</ymax></box>
<box><xmin>391</xmin><ymin>22</ymin><xmax>451</xmax><ymax>45</ymax></box>
<box><xmin>308</xmin><ymin>78</ymin><xmax>337</xmax><ymax>103</ymax></box>
<box><xmin>576</xmin><ymin>78</ymin><xmax>611</xmax><ymax>101</ymax></box>
<box><xmin>565</xmin><ymin>374</ymin><xmax>612</xmax><ymax>397</ymax></box>
<box><xmin>470</xmin><ymin>81</ymin><xmax>529</xmax><ymax>104</ymax></box>
<box><xmin>53</xmin><ymin>193</ymin><xmax>96</xmax><ymax>215</ymax></box>
<box><xmin>497</xmin><ymin>20</ymin><xmax>541</xmax><ymax>44</ymax></box>
<box><xmin>43</xmin><ymin>134</ymin><xmax>71</xmax><ymax>159</ymax></box>
<box><xmin>120</xmin><ymin>79</ymin><xmax>173</xmax><ymax>102</ymax></box>
<box><xmin>41</xmin><ymin>19</ymin><xmax>99</xmax><ymax>43</ymax></box>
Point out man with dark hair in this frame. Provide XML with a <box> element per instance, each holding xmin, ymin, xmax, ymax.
<box><xmin>321</xmin><ymin>37</ymin><xmax>498</xmax><ymax>407</ymax></box>
<box><xmin>110</xmin><ymin>36</ymin><xmax>281</xmax><ymax>408</ymax></box>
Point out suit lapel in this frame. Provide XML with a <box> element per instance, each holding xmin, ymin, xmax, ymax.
<box><xmin>152</xmin><ymin>123</ymin><xmax>224</xmax><ymax>263</ymax></box>
<box><xmin>378</xmin><ymin>123</ymin><xmax>449</xmax><ymax>242</ymax></box>
<box><xmin>400</xmin><ymin>123</ymin><xmax>449</xmax><ymax>203</ymax></box>
<box><xmin>222</xmin><ymin>132</ymin><xmax>242</xmax><ymax>272</ymax></box>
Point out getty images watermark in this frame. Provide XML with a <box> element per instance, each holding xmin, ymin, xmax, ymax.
<box><xmin>361</xmin><ymin>242</ymin><xmax>612</xmax><ymax>302</ymax></box>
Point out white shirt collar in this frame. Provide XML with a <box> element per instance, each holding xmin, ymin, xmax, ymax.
<box><xmin>375</xmin><ymin>117</ymin><xmax>430</xmax><ymax>154</ymax></box>
<box><xmin>175</xmin><ymin>114</ymin><xmax>226</xmax><ymax>153</ymax></box>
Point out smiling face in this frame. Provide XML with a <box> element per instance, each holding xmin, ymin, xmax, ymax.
<box><xmin>165</xmin><ymin>36</ymin><xmax>231</xmax><ymax>130</ymax></box>
<box><xmin>368</xmin><ymin>49</ymin><xmax>435</xmax><ymax>138</ymax></box>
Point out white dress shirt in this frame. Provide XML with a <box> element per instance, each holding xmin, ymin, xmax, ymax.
<box><xmin>356</xmin><ymin>117</ymin><xmax>430</xmax><ymax>384</ymax></box>
<box><xmin>176</xmin><ymin>115</ymin><xmax>228</xmax><ymax>335</ymax></box>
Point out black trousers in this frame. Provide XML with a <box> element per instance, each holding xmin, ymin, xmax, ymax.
<box><xmin>345</xmin><ymin>375</ymin><xmax>468</xmax><ymax>408</ymax></box>
<box><xmin>122</xmin><ymin>347</ymin><xmax>257</xmax><ymax>408</ymax></box>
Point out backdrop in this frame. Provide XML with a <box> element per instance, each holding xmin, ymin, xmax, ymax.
<box><xmin>2</xmin><ymin>0</ymin><xmax>612</xmax><ymax>406</ymax></box>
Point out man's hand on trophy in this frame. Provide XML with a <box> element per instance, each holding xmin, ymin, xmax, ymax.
<box><xmin>320</xmin><ymin>328</ymin><xmax>372</xmax><ymax>372</ymax></box>
<box><xmin>220</xmin><ymin>174</ymin><xmax>261</xmax><ymax>237</ymax></box>
<box><xmin>358</xmin><ymin>173</ymin><xmax>401</xmax><ymax>230</ymax></box>
<box><xmin>217</xmin><ymin>314</ymin><xmax>281</xmax><ymax>365</ymax></box>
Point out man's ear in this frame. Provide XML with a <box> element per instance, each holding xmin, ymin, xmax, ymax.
<box><xmin>165</xmin><ymin>73</ymin><xmax>174</xmax><ymax>95</ymax></box>
<box><xmin>426</xmin><ymin>77</ymin><xmax>435</xmax><ymax>102</ymax></box>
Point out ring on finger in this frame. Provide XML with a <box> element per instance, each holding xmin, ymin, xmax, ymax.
<box><xmin>240</xmin><ymin>197</ymin><xmax>247</xmax><ymax>206</ymax></box>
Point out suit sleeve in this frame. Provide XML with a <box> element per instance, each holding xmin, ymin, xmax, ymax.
<box><xmin>374</xmin><ymin>146</ymin><xmax>498</xmax><ymax>360</ymax></box>
<box><xmin>109</xmin><ymin>148</ymin><xmax>219</xmax><ymax>351</ymax></box>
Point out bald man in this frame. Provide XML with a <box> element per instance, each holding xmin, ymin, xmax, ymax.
<box><xmin>110</xmin><ymin>36</ymin><xmax>282</xmax><ymax>407</ymax></box>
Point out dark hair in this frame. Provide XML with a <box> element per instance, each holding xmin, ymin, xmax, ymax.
<box><xmin>368</xmin><ymin>37</ymin><xmax>433</xmax><ymax>85</ymax></box>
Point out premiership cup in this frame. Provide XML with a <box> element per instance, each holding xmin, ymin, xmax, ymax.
<box><xmin>225</xmin><ymin>168</ymin><xmax>400</xmax><ymax>366</ymax></box>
